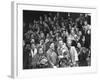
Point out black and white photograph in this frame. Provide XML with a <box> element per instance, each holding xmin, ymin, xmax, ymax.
<box><xmin>23</xmin><ymin>10</ymin><xmax>91</xmax><ymax>69</ymax></box>
<box><xmin>11</xmin><ymin>2</ymin><xmax>97</xmax><ymax>78</ymax></box>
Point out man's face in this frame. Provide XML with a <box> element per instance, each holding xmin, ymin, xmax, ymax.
<box><xmin>31</xmin><ymin>44</ymin><xmax>35</xmax><ymax>49</ymax></box>
<box><xmin>39</xmin><ymin>48</ymin><xmax>43</xmax><ymax>54</ymax></box>
<box><xmin>59</xmin><ymin>40</ymin><xmax>63</xmax><ymax>47</ymax></box>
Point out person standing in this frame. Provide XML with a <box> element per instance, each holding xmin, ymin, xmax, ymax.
<box><xmin>46</xmin><ymin>43</ymin><xmax>58</xmax><ymax>68</ymax></box>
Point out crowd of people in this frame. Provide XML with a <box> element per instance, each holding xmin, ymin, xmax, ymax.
<box><xmin>23</xmin><ymin>12</ymin><xmax>91</xmax><ymax>69</ymax></box>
